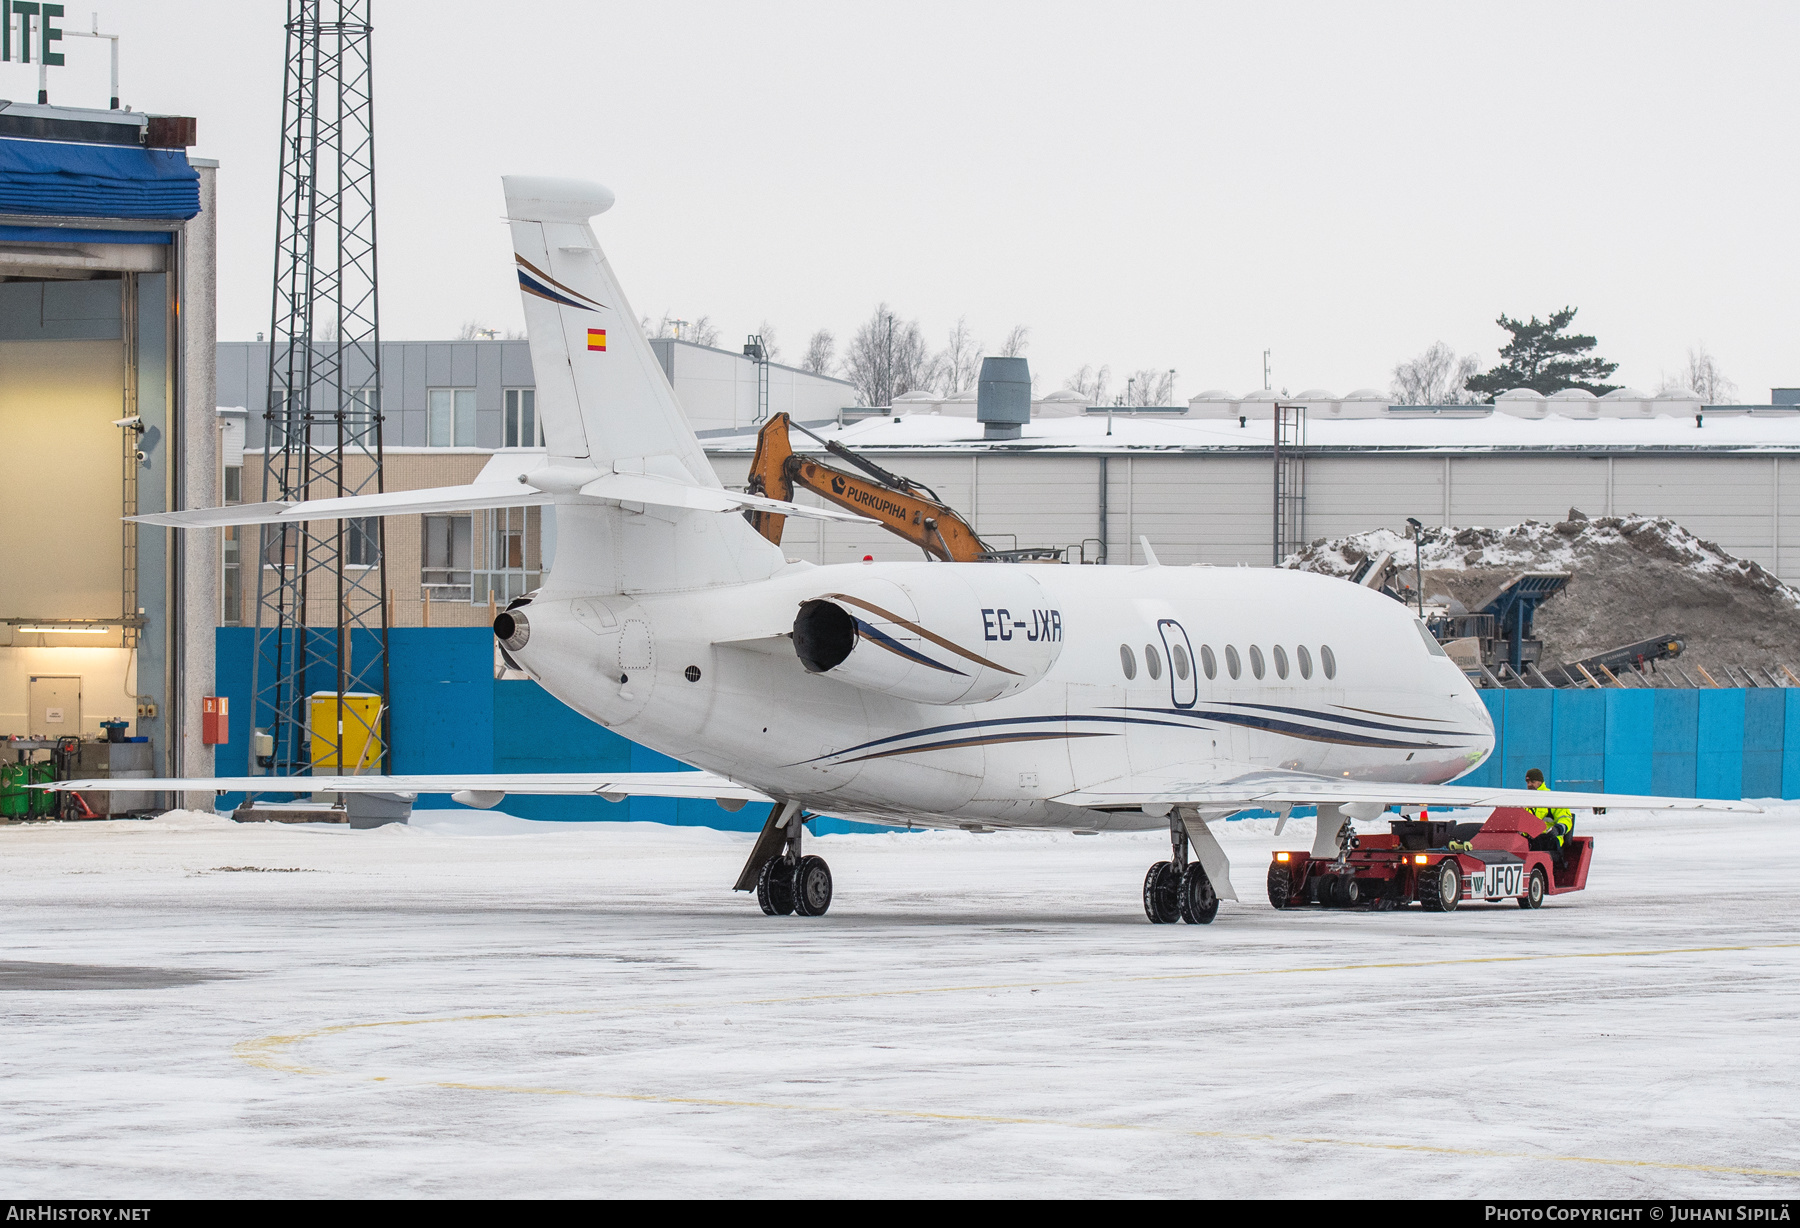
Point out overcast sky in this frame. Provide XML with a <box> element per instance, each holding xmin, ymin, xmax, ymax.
<box><xmin>4</xmin><ymin>1</ymin><xmax>1796</xmax><ymax>401</ymax></box>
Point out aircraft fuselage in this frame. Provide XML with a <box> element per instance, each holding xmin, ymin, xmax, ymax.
<box><xmin>508</xmin><ymin>559</ymin><xmax>1494</xmax><ymax>830</ymax></box>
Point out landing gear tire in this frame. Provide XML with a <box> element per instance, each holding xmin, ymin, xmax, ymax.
<box><xmin>1519</xmin><ymin>866</ymin><xmax>1546</xmax><ymax>910</ymax></box>
<box><xmin>756</xmin><ymin>856</ymin><xmax>796</xmax><ymax>916</ymax></box>
<box><xmin>1267</xmin><ymin>863</ymin><xmax>1292</xmax><ymax>910</ymax></box>
<box><xmin>1179</xmin><ymin>863</ymin><xmax>1218</xmax><ymax>925</ymax></box>
<box><xmin>1326</xmin><ymin>875</ymin><xmax>1360</xmax><ymax>907</ymax></box>
<box><xmin>792</xmin><ymin>855</ymin><xmax>834</xmax><ymax>917</ymax></box>
<box><xmin>1143</xmin><ymin>861</ymin><xmax>1181</xmax><ymax>924</ymax></box>
<box><xmin>1418</xmin><ymin>859</ymin><xmax>1461</xmax><ymax>913</ymax></box>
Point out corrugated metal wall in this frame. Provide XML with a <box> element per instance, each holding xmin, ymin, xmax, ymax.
<box><xmin>713</xmin><ymin>449</ymin><xmax>1800</xmax><ymax>581</ymax></box>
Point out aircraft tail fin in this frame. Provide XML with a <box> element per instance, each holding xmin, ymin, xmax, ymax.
<box><xmin>502</xmin><ymin>176</ymin><xmax>788</xmax><ymax>593</ymax></box>
<box><xmin>504</xmin><ymin>177</ymin><xmax>714</xmax><ymax>486</ymax></box>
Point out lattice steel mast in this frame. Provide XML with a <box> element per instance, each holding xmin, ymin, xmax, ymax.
<box><xmin>250</xmin><ymin>0</ymin><xmax>388</xmax><ymax>784</ymax></box>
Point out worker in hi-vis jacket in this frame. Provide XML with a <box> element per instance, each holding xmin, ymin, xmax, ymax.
<box><xmin>1525</xmin><ymin>768</ymin><xmax>1574</xmax><ymax>858</ymax></box>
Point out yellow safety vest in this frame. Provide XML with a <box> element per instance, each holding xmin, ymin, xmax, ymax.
<box><xmin>1527</xmin><ymin>784</ymin><xmax>1573</xmax><ymax>846</ymax></box>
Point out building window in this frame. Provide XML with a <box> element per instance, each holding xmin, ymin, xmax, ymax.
<box><xmin>428</xmin><ymin>388</ymin><xmax>476</xmax><ymax>447</ymax></box>
<box><xmin>504</xmin><ymin>388</ymin><xmax>539</xmax><ymax>447</ymax></box>
<box><xmin>351</xmin><ymin>388</ymin><xmax>381</xmax><ymax>436</ymax></box>
<box><xmin>475</xmin><ymin>507</ymin><xmax>543</xmax><ymax>606</ymax></box>
<box><xmin>346</xmin><ymin>517</ymin><xmax>380</xmax><ymax>567</ymax></box>
<box><xmin>421</xmin><ymin>513</ymin><xmax>472</xmax><ymax>600</ymax></box>
<box><xmin>221</xmin><ymin>464</ymin><xmax>244</xmax><ymax>624</ymax></box>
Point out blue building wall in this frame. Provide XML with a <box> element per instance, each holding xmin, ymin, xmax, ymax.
<box><xmin>213</xmin><ymin>630</ymin><xmax>1800</xmax><ymax>829</ymax></box>
<box><xmin>212</xmin><ymin>628</ymin><xmax>878</xmax><ymax>832</ymax></box>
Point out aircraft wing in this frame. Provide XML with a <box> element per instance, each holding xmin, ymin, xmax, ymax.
<box><xmin>43</xmin><ymin>771</ymin><xmax>773</xmax><ymax>806</ymax></box>
<box><xmin>1054</xmin><ymin>767</ymin><xmax>1761</xmax><ymax>814</ymax></box>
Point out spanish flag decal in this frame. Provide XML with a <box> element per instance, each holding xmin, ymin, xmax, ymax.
<box><xmin>587</xmin><ymin>329</ymin><xmax>607</xmax><ymax>351</ymax></box>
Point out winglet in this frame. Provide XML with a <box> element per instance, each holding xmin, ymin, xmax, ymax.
<box><xmin>1140</xmin><ymin>536</ymin><xmax>1160</xmax><ymax>567</ymax></box>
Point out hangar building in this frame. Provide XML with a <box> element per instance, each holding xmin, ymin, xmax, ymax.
<box><xmin>0</xmin><ymin>102</ymin><xmax>213</xmax><ymax>781</ymax></box>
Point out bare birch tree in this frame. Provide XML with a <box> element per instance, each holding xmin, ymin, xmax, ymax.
<box><xmin>1392</xmin><ymin>341</ymin><xmax>1481</xmax><ymax>404</ymax></box>
<box><xmin>1124</xmin><ymin>368</ymin><xmax>1176</xmax><ymax>405</ymax></box>
<box><xmin>939</xmin><ymin>317</ymin><xmax>984</xmax><ymax>395</ymax></box>
<box><xmin>998</xmin><ymin>324</ymin><xmax>1030</xmax><ymax>358</ymax></box>
<box><xmin>1064</xmin><ymin>364</ymin><xmax>1111</xmax><ymax>404</ymax></box>
<box><xmin>755</xmin><ymin>321</ymin><xmax>781</xmax><ymax>363</ymax></box>
<box><xmin>843</xmin><ymin>305</ymin><xmax>940</xmax><ymax>407</ymax></box>
<box><xmin>1660</xmin><ymin>345</ymin><xmax>1738</xmax><ymax>402</ymax></box>
<box><xmin>802</xmin><ymin>329</ymin><xmax>835</xmax><ymax>376</ymax></box>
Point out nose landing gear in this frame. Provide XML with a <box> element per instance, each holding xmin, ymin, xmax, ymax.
<box><xmin>1143</xmin><ymin>813</ymin><xmax>1218</xmax><ymax>925</ymax></box>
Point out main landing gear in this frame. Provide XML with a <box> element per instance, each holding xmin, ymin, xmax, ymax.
<box><xmin>1143</xmin><ymin>812</ymin><xmax>1218</xmax><ymax>925</ymax></box>
<box><xmin>736</xmin><ymin>800</ymin><xmax>833</xmax><ymax>917</ymax></box>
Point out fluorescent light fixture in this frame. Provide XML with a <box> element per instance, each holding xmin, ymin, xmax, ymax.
<box><xmin>17</xmin><ymin>626</ymin><xmax>111</xmax><ymax>634</ymax></box>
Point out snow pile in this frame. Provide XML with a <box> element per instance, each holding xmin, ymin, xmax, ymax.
<box><xmin>1284</xmin><ymin>511</ymin><xmax>1800</xmax><ymax>682</ymax></box>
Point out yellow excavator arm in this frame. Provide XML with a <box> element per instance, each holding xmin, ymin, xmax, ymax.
<box><xmin>745</xmin><ymin>413</ymin><xmax>990</xmax><ymax>562</ymax></box>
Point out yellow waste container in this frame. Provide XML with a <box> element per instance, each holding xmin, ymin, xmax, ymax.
<box><xmin>308</xmin><ymin>691</ymin><xmax>385</xmax><ymax>773</ymax></box>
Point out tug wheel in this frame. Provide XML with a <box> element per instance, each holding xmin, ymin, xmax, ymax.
<box><xmin>1519</xmin><ymin>866</ymin><xmax>1547</xmax><ymax>910</ymax></box>
<box><xmin>1266</xmin><ymin>863</ymin><xmax>1292</xmax><ymax>910</ymax></box>
<box><xmin>792</xmin><ymin>855</ymin><xmax>834</xmax><ymax>916</ymax></box>
<box><xmin>1179</xmin><ymin>864</ymin><xmax>1219</xmax><ymax>925</ymax></box>
<box><xmin>1143</xmin><ymin>861</ymin><xmax>1181</xmax><ymax>924</ymax></box>
<box><xmin>756</xmin><ymin>856</ymin><xmax>796</xmax><ymax>916</ymax></box>
<box><xmin>1418</xmin><ymin>859</ymin><xmax>1461</xmax><ymax>913</ymax></box>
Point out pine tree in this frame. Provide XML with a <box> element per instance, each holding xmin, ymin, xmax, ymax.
<box><xmin>1465</xmin><ymin>307</ymin><xmax>1619</xmax><ymax>398</ymax></box>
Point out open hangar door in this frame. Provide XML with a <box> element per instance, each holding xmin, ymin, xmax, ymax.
<box><xmin>0</xmin><ymin>103</ymin><xmax>213</xmax><ymax>801</ymax></box>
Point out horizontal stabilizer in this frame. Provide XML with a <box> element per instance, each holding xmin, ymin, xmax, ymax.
<box><xmin>42</xmin><ymin>770</ymin><xmax>774</xmax><ymax>806</ymax></box>
<box><xmin>130</xmin><ymin>475</ymin><xmax>869</xmax><ymax>529</ymax></box>
<box><xmin>578</xmin><ymin>472</ymin><xmax>868</xmax><ymax>523</ymax></box>
<box><xmin>130</xmin><ymin>482</ymin><xmax>552</xmax><ymax>528</ymax></box>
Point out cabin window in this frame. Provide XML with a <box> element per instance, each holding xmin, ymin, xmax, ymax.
<box><xmin>1145</xmin><ymin>644</ymin><xmax>1163</xmax><ymax>680</ymax></box>
<box><xmin>1171</xmin><ymin>643</ymin><xmax>1190</xmax><ymax>680</ymax></box>
<box><xmin>1225</xmin><ymin>645</ymin><xmax>1241</xmax><ymax>680</ymax></box>
<box><xmin>1321</xmin><ymin>645</ymin><xmax>1337</xmax><ymax>679</ymax></box>
<box><xmin>1273</xmin><ymin>644</ymin><xmax>1289</xmax><ymax>680</ymax></box>
<box><xmin>1120</xmin><ymin>644</ymin><xmax>1137</xmax><ymax>680</ymax></box>
<box><xmin>1297</xmin><ymin>644</ymin><xmax>1313</xmax><ymax>679</ymax></box>
<box><xmin>1200</xmin><ymin>645</ymin><xmax>1217</xmax><ymax>680</ymax></box>
<box><xmin>1249</xmin><ymin>645</ymin><xmax>1266</xmax><ymax>680</ymax></box>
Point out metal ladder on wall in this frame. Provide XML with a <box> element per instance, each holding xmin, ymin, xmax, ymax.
<box><xmin>1273</xmin><ymin>402</ymin><xmax>1306</xmax><ymax>564</ymax></box>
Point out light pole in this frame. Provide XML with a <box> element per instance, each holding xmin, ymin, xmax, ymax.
<box><xmin>1406</xmin><ymin>517</ymin><xmax>1425</xmax><ymax>617</ymax></box>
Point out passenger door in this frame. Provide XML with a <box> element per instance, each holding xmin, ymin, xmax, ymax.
<box><xmin>1157</xmin><ymin>619</ymin><xmax>1197</xmax><ymax>709</ymax></box>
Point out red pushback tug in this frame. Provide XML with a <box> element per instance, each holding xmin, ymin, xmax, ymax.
<box><xmin>1266</xmin><ymin>808</ymin><xmax>1593</xmax><ymax>911</ymax></box>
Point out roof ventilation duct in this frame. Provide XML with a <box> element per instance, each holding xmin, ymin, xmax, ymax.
<box><xmin>977</xmin><ymin>357</ymin><xmax>1031</xmax><ymax>440</ymax></box>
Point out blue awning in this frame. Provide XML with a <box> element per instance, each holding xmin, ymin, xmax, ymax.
<box><xmin>0</xmin><ymin>137</ymin><xmax>200</xmax><ymax>221</ymax></box>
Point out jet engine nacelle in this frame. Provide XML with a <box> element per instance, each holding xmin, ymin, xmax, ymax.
<box><xmin>792</xmin><ymin>569</ymin><xmax>1064</xmax><ymax>705</ymax></box>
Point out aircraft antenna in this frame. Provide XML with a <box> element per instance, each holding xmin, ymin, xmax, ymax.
<box><xmin>248</xmin><ymin>0</ymin><xmax>390</xmax><ymax>791</ymax></box>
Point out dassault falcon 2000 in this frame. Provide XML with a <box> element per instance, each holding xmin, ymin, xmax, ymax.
<box><xmin>62</xmin><ymin>175</ymin><xmax>1754</xmax><ymax>922</ymax></box>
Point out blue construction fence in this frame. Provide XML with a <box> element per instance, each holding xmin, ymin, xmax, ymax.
<box><xmin>213</xmin><ymin>629</ymin><xmax>1800</xmax><ymax>831</ymax></box>
<box><xmin>1459</xmin><ymin>685</ymin><xmax>1800</xmax><ymax>800</ymax></box>
<box><xmin>212</xmin><ymin>627</ymin><xmax>882</xmax><ymax>832</ymax></box>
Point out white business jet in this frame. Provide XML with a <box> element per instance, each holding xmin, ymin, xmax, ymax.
<box><xmin>61</xmin><ymin>176</ymin><xmax>1754</xmax><ymax>921</ymax></box>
